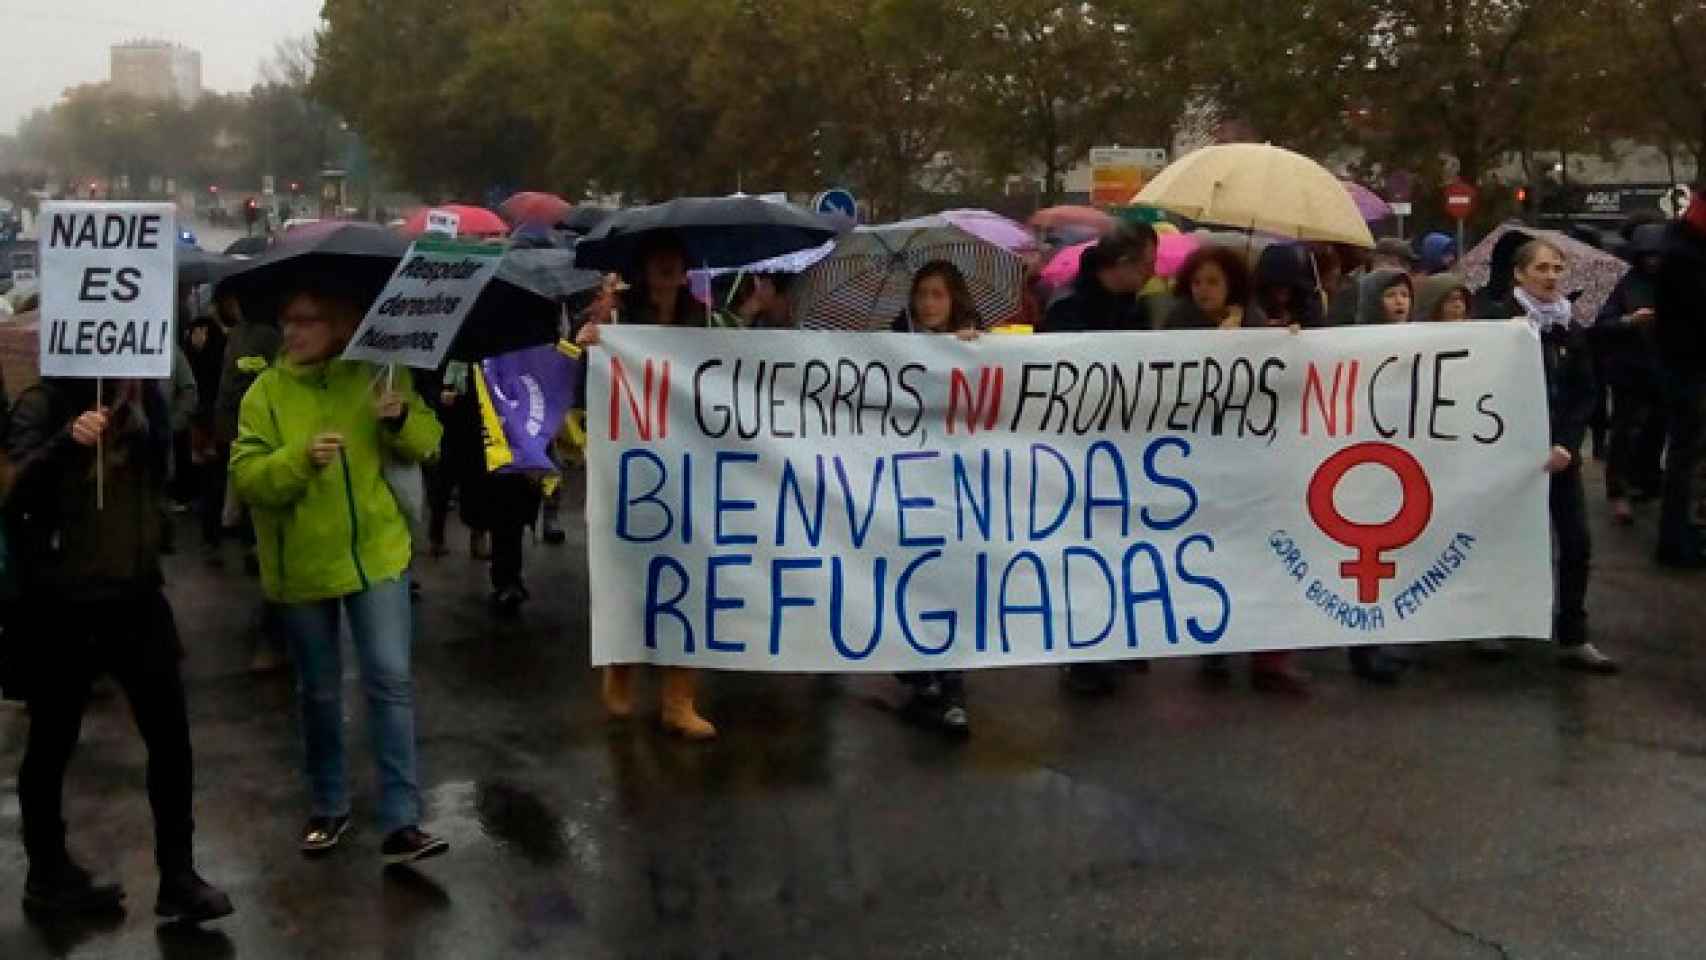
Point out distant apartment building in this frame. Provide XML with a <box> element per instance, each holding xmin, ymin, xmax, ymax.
<box><xmin>110</xmin><ymin>40</ymin><xmax>202</xmax><ymax>104</ymax></box>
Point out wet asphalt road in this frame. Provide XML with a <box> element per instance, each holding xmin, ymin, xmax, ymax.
<box><xmin>0</xmin><ymin>463</ymin><xmax>1704</xmax><ymax>959</ymax></box>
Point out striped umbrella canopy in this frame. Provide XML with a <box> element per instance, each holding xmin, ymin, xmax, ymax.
<box><xmin>794</xmin><ymin>219</ymin><xmax>1026</xmax><ymax>331</ymax></box>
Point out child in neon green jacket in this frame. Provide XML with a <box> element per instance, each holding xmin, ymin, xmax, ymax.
<box><xmin>230</xmin><ymin>285</ymin><xmax>450</xmax><ymax>865</ymax></box>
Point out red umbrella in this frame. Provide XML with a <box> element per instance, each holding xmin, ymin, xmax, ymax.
<box><xmin>400</xmin><ymin>204</ymin><xmax>509</xmax><ymax>238</ymax></box>
<box><xmin>499</xmin><ymin>191</ymin><xmax>573</xmax><ymax>227</ymax></box>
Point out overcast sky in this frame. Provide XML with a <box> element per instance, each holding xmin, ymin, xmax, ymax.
<box><xmin>1</xmin><ymin>0</ymin><xmax>325</xmax><ymax>133</ymax></box>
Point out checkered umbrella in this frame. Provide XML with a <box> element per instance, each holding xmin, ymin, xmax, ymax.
<box><xmin>793</xmin><ymin>218</ymin><xmax>1026</xmax><ymax>331</ymax></box>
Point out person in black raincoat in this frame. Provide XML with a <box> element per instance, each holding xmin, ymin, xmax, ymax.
<box><xmin>1654</xmin><ymin>185</ymin><xmax>1706</xmax><ymax>568</ymax></box>
<box><xmin>1593</xmin><ymin>223</ymin><xmax>1668</xmax><ymax>524</ymax></box>
<box><xmin>1043</xmin><ymin>224</ymin><xmax>1162</xmax><ymax>334</ymax></box>
<box><xmin>1253</xmin><ymin>244</ymin><xmax>1327</xmax><ymax>329</ymax></box>
<box><xmin>3</xmin><ymin>377</ymin><xmax>234</xmax><ymax>921</ymax></box>
<box><xmin>1494</xmin><ymin>238</ymin><xmax>1618</xmax><ymax>672</ymax></box>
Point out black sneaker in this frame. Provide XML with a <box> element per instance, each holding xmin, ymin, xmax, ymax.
<box><xmin>300</xmin><ymin>814</ymin><xmax>352</xmax><ymax>854</ymax></box>
<box><xmin>489</xmin><ymin>583</ymin><xmax>529</xmax><ymax>617</ymax></box>
<box><xmin>542</xmin><ymin>525</ymin><xmax>566</xmax><ymax>545</ymax></box>
<box><xmin>23</xmin><ymin>858</ymin><xmax>125</xmax><ymax>915</ymax></box>
<box><xmin>381</xmin><ymin>827</ymin><xmax>449</xmax><ymax>866</ymax></box>
<box><xmin>155</xmin><ymin>870</ymin><xmax>234</xmax><ymax>924</ymax></box>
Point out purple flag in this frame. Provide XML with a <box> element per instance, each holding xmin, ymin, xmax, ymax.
<box><xmin>481</xmin><ymin>343</ymin><xmax>581</xmax><ymax>473</ymax></box>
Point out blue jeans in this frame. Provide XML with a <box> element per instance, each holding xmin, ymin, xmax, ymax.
<box><xmin>278</xmin><ymin>577</ymin><xmax>420</xmax><ymax>834</ymax></box>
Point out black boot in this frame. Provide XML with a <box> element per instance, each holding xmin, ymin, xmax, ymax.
<box><xmin>155</xmin><ymin>869</ymin><xmax>234</xmax><ymax>924</ymax></box>
<box><xmin>23</xmin><ymin>856</ymin><xmax>125</xmax><ymax>915</ymax></box>
<box><xmin>1063</xmin><ymin>663</ymin><xmax>1118</xmax><ymax>697</ymax></box>
<box><xmin>1348</xmin><ymin>646</ymin><xmax>1403</xmax><ymax>686</ymax></box>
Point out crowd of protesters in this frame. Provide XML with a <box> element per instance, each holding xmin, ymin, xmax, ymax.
<box><xmin>3</xmin><ymin>179</ymin><xmax>1706</xmax><ymax>926</ymax></box>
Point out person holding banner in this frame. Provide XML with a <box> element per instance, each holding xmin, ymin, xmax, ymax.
<box><xmin>1164</xmin><ymin>246</ymin><xmax>1260</xmax><ymax>330</ymax></box>
<box><xmin>576</xmin><ymin>233</ymin><xmax>717</xmax><ymax>740</ymax></box>
<box><xmin>1498</xmin><ymin>238</ymin><xmax>1618</xmax><ymax>672</ymax></box>
<box><xmin>230</xmin><ymin>276</ymin><xmax>453</xmax><ymax>860</ymax></box>
<box><xmin>1042</xmin><ymin>225</ymin><xmax>1160</xmax><ymax>696</ymax></box>
<box><xmin>1043</xmin><ymin>224</ymin><xmax>1162</xmax><ymax>335</ymax></box>
<box><xmin>710</xmin><ymin>272</ymin><xmax>796</xmax><ymax>329</ymax></box>
<box><xmin>3</xmin><ymin>377</ymin><xmax>235</xmax><ymax>922</ymax></box>
<box><xmin>889</xmin><ymin>261</ymin><xmax>984</xmax><ymax>733</ymax></box>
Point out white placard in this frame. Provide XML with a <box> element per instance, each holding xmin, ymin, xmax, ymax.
<box><xmin>425</xmin><ymin>208</ymin><xmax>461</xmax><ymax>238</ymax></box>
<box><xmin>588</xmin><ymin>324</ymin><xmax>1553</xmax><ymax>671</ymax></box>
<box><xmin>341</xmin><ymin>238</ymin><xmax>502</xmax><ymax>370</ymax></box>
<box><xmin>38</xmin><ymin>202</ymin><xmax>178</xmax><ymax>379</ymax></box>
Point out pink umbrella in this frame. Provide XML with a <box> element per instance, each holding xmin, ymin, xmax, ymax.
<box><xmin>1041</xmin><ymin>241</ymin><xmax>1093</xmax><ymax>289</ymax></box>
<box><xmin>1040</xmin><ymin>233</ymin><xmax>1199</xmax><ymax>289</ymax></box>
<box><xmin>1155</xmin><ymin>232</ymin><xmax>1200</xmax><ymax>278</ymax></box>
<box><xmin>1030</xmin><ymin>205</ymin><xmax>1117</xmax><ymax>235</ymax></box>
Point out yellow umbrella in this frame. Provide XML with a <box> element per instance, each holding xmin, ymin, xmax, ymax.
<box><xmin>1134</xmin><ymin>143</ymin><xmax>1376</xmax><ymax>249</ymax></box>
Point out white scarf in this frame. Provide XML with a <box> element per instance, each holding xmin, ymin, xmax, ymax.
<box><xmin>1513</xmin><ymin>287</ymin><xmax>1574</xmax><ymax>334</ymax></box>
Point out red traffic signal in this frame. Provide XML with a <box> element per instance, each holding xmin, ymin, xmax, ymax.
<box><xmin>1515</xmin><ymin>186</ymin><xmax>1530</xmax><ymax>206</ymax></box>
<box><xmin>209</xmin><ymin>185</ymin><xmax>220</xmax><ymax>194</ymax></box>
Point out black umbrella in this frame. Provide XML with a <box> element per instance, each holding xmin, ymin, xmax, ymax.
<box><xmin>560</xmin><ymin>205</ymin><xmax>614</xmax><ymax>237</ymax></box>
<box><xmin>215</xmin><ymin>221</ymin><xmax>409</xmax><ymax>322</ymax></box>
<box><xmin>573</xmin><ymin>196</ymin><xmax>839</xmax><ymax>273</ymax></box>
<box><xmin>445</xmin><ymin>251</ymin><xmax>587</xmax><ymax>362</ymax></box>
<box><xmin>223</xmin><ymin>236</ymin><xmax>269</xmax><ymax>257</ymax></box>
<box><xmin>176</xmin><ymin>246</ymin><xmax>239</xmax><ymax>286</ymax></box>
<box><xmin>497</xmin><ymin>247</ymin><xmax>603</xmax><ymax>303</ymax></box>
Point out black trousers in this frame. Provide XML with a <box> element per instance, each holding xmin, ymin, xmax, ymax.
<box><xmin>1551</xmin><ymin>461</ymin><xmax>1590</xmax><ymax>646</ymax></box>
<box><xmin>17</xmin><ymin>589</ymin><xmax>195</xmax><ymax>873</ymax></box>
<box><xmin>200</xmin><ymin>443</ymin><xmax>229</xmax><ymax>548</ymax></box>
<box><xmin>1606</xmin><ymin>374</ymin><xmax>1667</xmax><ymax>500</ymax></box>
<box><xmin>487</xmin><ymin>474</ymin><xmax>542</xmax><ymax>590</ymax></box>
<box><xmin>1660</xmin><ymin>375</ymin><xmax>1706</xmax><ymax>556</ymax></box>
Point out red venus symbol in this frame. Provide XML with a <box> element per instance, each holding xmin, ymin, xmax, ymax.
<box><xmin>1306</xmin><ymin>442</ymin><xmax>1435</xmax><ymax>604</ymax></box>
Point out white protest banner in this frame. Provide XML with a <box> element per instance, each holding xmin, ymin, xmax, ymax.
<box><xmin>587</xmin><ymin>324</ymin><xmax>1554</xmax><ymax>672</ymax></box>
<box><xmin>342</xmin><ymin>238</ymin><xmax>501</xmax><ymax>370</ymax></box>
<box><xmin>38</xmin><ymin>202</ymin><xmax>177</xmax><ymax>379</ymax></box>
<box><xmin>425</xmin><ymin>208</ymin><xmax>460</xmax><ymax>237</ymax></box>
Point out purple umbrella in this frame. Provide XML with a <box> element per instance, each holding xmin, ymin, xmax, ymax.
<box><xmin>1341</xmin><ymin>181</ymin><xmax>1392</xmax><ymax>222</ymax></box>
<box><xmin>934</xmin><ymin>209</ymin><xmax>1040</xmax><ymax>254</ymax></box>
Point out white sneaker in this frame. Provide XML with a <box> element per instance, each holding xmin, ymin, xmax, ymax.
<box><xmin>1559</xmin><ymin>643</ymin><xmax>1619</xmax><ymax>674</ymax></box>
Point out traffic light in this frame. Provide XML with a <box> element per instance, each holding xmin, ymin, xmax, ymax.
<box><xmin>244</xmin><ymin>197</ymin><xmax>260</xmax><ymax>230</ymax></box>
<box><xmin>209</xmin><ymin>185</ymin><xmax>219</xmax><ymax>194</ymax></box>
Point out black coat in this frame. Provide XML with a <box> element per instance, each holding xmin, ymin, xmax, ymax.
<box><xmin>1043</xmin><ymin>274</ymin><xmax>1157</xmax><ymax>332</ymax></box>
<box><xmin>1655</xmin><ymin>220</ymin><xmax>1706</xmax><ymax>377</ymax></box>
<box><xmin>1497</xmin><ymin>296</ymin><xmax>1596</xmax><ymax>453</ymax></box>
<box><xmin>1591</xmin><ymin>270</ymin><xmax>1660</xmax><ymax>382</ymax></box>
<box><xmin>3</xmin><ymin>379</ymin><xmax>170</xmax><ymax>597</ymax></box>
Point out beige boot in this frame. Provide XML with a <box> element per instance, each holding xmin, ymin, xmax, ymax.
<box><xmin>659</xmin><ymin>668</ymin><xmax>716</xmax><ymax>740</ymax></box>
<box><xmin>601</xmin><ymin>665</ymin><xmax>635</xmax><ymax>720</ymax></box>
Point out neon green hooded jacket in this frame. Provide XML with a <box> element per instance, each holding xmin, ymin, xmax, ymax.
<box><xmin>231</xmin><ymin>357</ymin><xmax>441</xmax><ymax>604</ymax></box>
